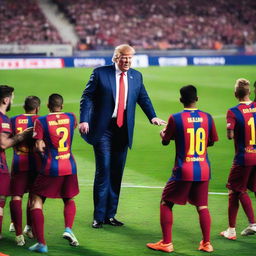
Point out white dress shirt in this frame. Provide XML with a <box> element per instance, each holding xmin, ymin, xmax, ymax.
<box><xmin>112</xmin><ymin>64</ymin><xmax>128</xmax><ymax>118</ymax></box>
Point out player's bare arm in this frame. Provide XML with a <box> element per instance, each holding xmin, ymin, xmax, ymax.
<box><xmin>227</xmin><ymin>129</ymin><xmax>234</xmax><ymax>140</ymax></box>
<box><xmin>35</xmin><ymin>139</ymin><xmax>46</xmax><ymax>152</ymax></box>
<box><xmin>0</xmin><ymin>128</ymin><xmax>33</xmax><ymax>150</ymax></box>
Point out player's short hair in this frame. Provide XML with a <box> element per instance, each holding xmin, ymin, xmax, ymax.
<box><xmin>24</xmin><ymin>96</ymin><xmax>41</xmax><ymax>112</ymax></box>
<box><xmin>234</xmin><ymin>78</ymin><xmax>250</xmax><ymax>98</ymax></box>
<box><xmin>180</xmin><ymin>85</ymin><xmax>197</xmax><ymax>105</ymax></box>
<box><xmin>112</xmin><ymin>44</ymin><xmax>135</xmax><ymax>63</ymax></box>
<box><xmin>48</xmin><ymin>93</ymin><xmax>63</xmax><ymax>109</ymax></box>
<box><xmin>0</xmin><ymin>85</ymin><xmax>14</xmax><ymax>102</ymax></box>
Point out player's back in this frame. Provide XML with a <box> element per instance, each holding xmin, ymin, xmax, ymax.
<box><xmin>170</xmin><ymin>108</ymin><xmax>218</xmax><ymax>181</ymax></box>
<box><xmin>34</xmin><ymin>112</ymin><xmax>77</xmax><ymax>176</ymax></box>
<box><xmin>227</xmin><ymin>102</ymin><xmax>256</xmax><ymax>166</ymax></box>
<box><xmin>10</xmin><ymin>114</ymin><xmax>39</xmax><ymax>172</ymax></box>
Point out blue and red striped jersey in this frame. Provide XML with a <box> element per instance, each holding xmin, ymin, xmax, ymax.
<box><xmin>226</xmin><ymin>101</ymin><xmax>256</xmax><ymax>166</ymax></box>
<box><xmin>0</xmin><ymin>111</ymin><xmax>12</xmax><ymax>174</ymax></box>
<box><xmin>10</xmin><ymin>114</ymin><xmax>39</xmax><ymax>173</ymax></box>
<box><xmin>33</xmin><ymin>112</ymin><xmax>77</xmax><ymax>176</ymax></box>
<box><xmin>163</xmin><ymin>108</ymin><xmax>218</xmax><ymax>181</ymax></box>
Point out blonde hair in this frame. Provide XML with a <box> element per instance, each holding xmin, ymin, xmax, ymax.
<box><xmin>112</xmin><ymin>44</ymin><xmax>135</xmax><ymax>63</ymax></box>
<box><xmin>234</xmin><ymin>78</ymin><xmax>250</xmax><ymax>98</ymax></box>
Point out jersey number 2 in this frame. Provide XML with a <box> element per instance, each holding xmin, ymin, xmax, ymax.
<box><xmin>56</xmin><ymin>127</ymin><xmax>68</xmax><ymax>152</ymax></box>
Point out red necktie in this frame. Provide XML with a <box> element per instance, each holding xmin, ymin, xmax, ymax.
<box><xmin>117</xmin><ymin>72</ymin><xmax>125</xmax><ymax>127</ymax></box>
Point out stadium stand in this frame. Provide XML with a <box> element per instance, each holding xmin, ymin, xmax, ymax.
<box><xmin>0</xmin><ymin>0</ymin><xmax>63</xmax><ymax>44</ymax></box>
<box><xmin>0</xmin><ymin>0</ymin><xmax>255</xmax><ymax>51</ymax></box>
<box><xmin>53</xmin><ymin>0</ymin><xmax>256</xmax><ymax>50</ymax></box>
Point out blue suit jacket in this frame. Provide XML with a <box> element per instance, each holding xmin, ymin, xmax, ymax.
<box><xmin>80</xmin><ymin>64</ymin><xmax>156</xmax><ymax>148</ymax></box>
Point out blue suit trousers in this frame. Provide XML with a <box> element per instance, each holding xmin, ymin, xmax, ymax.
<box><xmin>92</xmin><ymin>119</ymin><xmax>128</xmax><ymax>221</ymax></box>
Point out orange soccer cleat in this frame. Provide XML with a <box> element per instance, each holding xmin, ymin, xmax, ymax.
<box><xmin>198</xmin><ymin>240</ymin><xmax>214</xmax><ymax>252</ymax></box>
<box><xmin>146</xmin><ymin>240</ymin><xmax>174</xmax><ymax>253</ymax></box>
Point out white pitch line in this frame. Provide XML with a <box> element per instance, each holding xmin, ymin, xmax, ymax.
<box><xmin>79</xmin><ymin>182</ymin><xmax>228</xmax><ymax>195</ymax></box>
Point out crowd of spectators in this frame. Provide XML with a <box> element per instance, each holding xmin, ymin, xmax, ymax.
<box><xmin>53</xmin><ymin>0</ymin><xmax>256</xmax><ymax>50</ymax></box>
<box><xmin>0</xmin><ymin>0</ymin><xmax>63</xmax><ymax>45</ymax></box>
<box><xmin>0</xmin><ymin>0</ymin><xmax>255</xmax><ymax>50</ymax></box>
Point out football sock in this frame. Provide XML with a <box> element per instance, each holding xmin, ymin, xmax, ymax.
<box><xmin>64</xmin><ymin>200</ymin><xmax>76</xmax><ymax>229</ymax></box>
<box><xmin>239</xmin><ymin>192</ymin><xmax>255</xmax><ymax>224</ymax></box>
<box><xmin>198</xmin><ymin>208</ymin><xmax>211</xmax><ymax>243</ymax></box>
<box><xmin>31</xmin><ymin>208</ymin><xmax>46</xmax><ymax>245</ymax></box>
<box><xmin>0</xmin><ymin>215</ymin><xmax>3</xmax><ymax>234</ymax></box>
<box><xmin>160</xmin><ymin>203</ymin><xmax>173</xmax><ymax>244</ymax></box>
<box><xmin>228</xmin><ymin>192</ymin><xmax>239</xmax><ymax>227</ymax></box>
<box><xmin>10</xmin><ymin>200</ymin><xmax>22</xmax><ymax>236</ymax></box>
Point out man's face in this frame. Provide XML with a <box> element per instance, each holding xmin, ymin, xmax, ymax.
<box><xmin>6</xmin><ymin>93</ymin><xmax>14</xmax><ymax>112</ymax></box>
<box><xmin>116</xmin><ymin>51</ymin><xmax>133</xmax><ymax>72</ymax></box>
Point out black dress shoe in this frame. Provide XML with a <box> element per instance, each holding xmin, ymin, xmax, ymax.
<box><xmin>92</xmin><ymin>220</ymin><xmax>103</xmax><ymax>228</ymax></box>
<box><xmin>104</xmin><ymin>218</ymin><xmax>124</xmax><ymax>226</ymax></box>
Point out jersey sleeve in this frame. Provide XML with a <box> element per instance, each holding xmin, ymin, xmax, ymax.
<box><xmin>0</xmin><ymin>117</ymin><xmax>12</xmax><ymax>134</ymax></box>
<box><xmin>226</xmin><ymin>109</ymin><xmax>236</xmax><ymax>130</ymax></box>
<box><xmin>162</xmin><ymin>115</ymin><xmax>175</xmax><ymax>142</ymax></box>
<box><xmin>33</xmin><ymin>119</ymin><xmax>44</xmax><ymax>140</ymax></box>
<box><xmin>209</xmin><ymin>115</ymin><xmax>218</xmax><ymax>143</ymax></box>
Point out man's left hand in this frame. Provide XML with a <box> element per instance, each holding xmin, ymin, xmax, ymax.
<box><xmin>151</xmin><ymin>117</ymin><xmax>167</xmax><ymax>126</ymax></box>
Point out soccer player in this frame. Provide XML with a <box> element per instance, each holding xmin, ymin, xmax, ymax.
<box><xmin>147</xmin><ymin>85</ymin><xmax>218</xmax><ymax>253</ymax></box>
<box><xmin>0</xmin><ymin>85</ymin><xmax>33</xmax><ymax>240</ymax></box>
<box><xmin>221</xmin><ymin>78</ymin><xmax>256</xmax><ymax>240</ymax></box>
<box><xmin>29</xmin><ymin>93</ymin><xmax>79</xmax><ymax>253</ymax></box>
<box><xmin>9</xmin><ymin>96</ymin><xmax>41</xmax><ymax>246</ymax></box>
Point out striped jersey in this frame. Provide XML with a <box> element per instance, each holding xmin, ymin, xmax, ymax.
<box><xmin>0</xmin><ymin>111</ymin><xmax>12</xmax><ymax>174</ymax></box>
<box><xmin>33</xmin><ymin>112</ymin><xmax>77</xmax><ymax>176</ymax></box>
<box><xmin>226</xmin><ymin>101</ymin><xmax>256</xmax><ymax>166</ymax></box>
<box><xmin>163</xmin><ymin>108</ymin><xmax>218</xmax><ymax>181</ymax></box>
<box><xmin>10</xmin><ymin>114</ymin><xmax>39</xmax><ymax>173</ymax></box>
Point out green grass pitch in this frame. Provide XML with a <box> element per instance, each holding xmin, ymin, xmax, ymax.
<box><xmin>0</xmin><ymin>66</ymin><xmax>255</xmax><ymax>256</ymax></box>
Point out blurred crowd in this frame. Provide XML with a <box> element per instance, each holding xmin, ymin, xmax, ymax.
<box><xmin>0</xmin><ymin>0</ymin><xmax>255</xmax><ymax>50</ymax></box>
<box><xmin>53</xmin><ymin>0</ymin><xmax>256</xmax><ymax>50</ymax></box>
<box><xmin>0</xmin><ymin>0</ymin><xmax>62</xmax><ymax>44</ymax></box>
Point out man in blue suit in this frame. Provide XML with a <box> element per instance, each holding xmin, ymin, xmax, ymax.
<box><xmin>79</xmin><ymin>44</ymin><xmax>166</xmax><ymax>228</ymax></box>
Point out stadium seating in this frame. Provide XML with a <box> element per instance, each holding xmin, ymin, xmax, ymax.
<box><xmin>0</xmin><ymin>0</ymin><xmax>63</xmax><ymax>44</ymax></box>
<box><xmin>53</xmin><ymin>0</ymin><xmax>256</xmax><ymax>50</ymax></box>
<box><xmin>0</xmin><ymin>0</ymin><xmax>255</xmax><ymax>50</ymax></box>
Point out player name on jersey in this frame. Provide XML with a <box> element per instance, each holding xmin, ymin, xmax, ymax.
<box><xmin>187</xmin><ymin>117</ymin><xmax>203</xmax><ymax>123</ymax></box>
<box><xmin>48</xmin><ymin>118</ymin><xmax>70</xmax><ymax>126</ymax></box>
<box><xmin>242</xmin><ymin>107</ymin><xmax>256</xmax><ymax>113</ymax></box>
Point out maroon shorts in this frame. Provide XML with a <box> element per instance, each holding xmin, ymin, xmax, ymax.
<box><xmin>30</xmin><ymin>173</ymin><xmax>79</xmax><ymax>199</ymax></box>
<box><xmin>226</xmin><ymin>164</ymin><xmax>256</xmax><ymax>192</ymax></box>
<box><xmin>10</xmin><ymin>171</ymin><xmax>37</xmax><ymax>196</ymax></box>
<box><xmin>162</xmin><ymin>180</ymin><xmax>209</xmax><ymax>206</ymax></box>
<box><xmin>0</xmin><ymin>173</ymin><xmax>10</xmax><ymax>196</ymax></box>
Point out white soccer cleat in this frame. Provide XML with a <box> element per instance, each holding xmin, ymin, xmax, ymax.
<box><xmin>241</xmin><ymin>223</ymin><xmax>256</xmax><ymax>236</ymax></box>
<box><xmin>23</xmin><ymin>225</ymin><xmax>34</xmax><ymax>239</ymax></box>
<box><xmin>9</xmin><ymin>222</ymin><xmax>15</xmax><ymax>232</ymax></box>
<box><xmin>16</xmin><ymin>234</ymin><xmax>25</xmax><ymax>246</ymax></box>
<box><xmin>0</xmin><ymin>233</ymin><xmax>3</xmax><ymax>240</ymax></box>
<box><xmin>63</xmin><ymin>227</ymin><xmax>79</xmax><ymax>246</ymax></box>
<box><xmin>220</xmin><ymin>227</ymin><xmax>237</xmax><ymax>240</ymax></box>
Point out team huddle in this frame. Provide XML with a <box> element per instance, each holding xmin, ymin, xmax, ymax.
<box><xmin>0</xmin><ymin>76</ymin><xmax>255</xmax><ymax>254</ymax></box>
<box><xmin>0</xmin><ymin>87</ymin><xmax>78</xmax><ymax>253</ymax></box>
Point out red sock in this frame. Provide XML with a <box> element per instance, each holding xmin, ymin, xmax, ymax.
<box><xmin>198</xmin><ymin>208</ymin><xmax>211</xmax><ymax>243</ymax></box>
<box><xmin>228</xmin><ymin>192</ymin><xmax>239</xmax><ymax>227</ymax></box>
<box><xmin>30</xmin><ymin>208</ymin><xmax>46</xmax><ymax>245</ymax></box>
<box><xmin>0</xmin><ymin>215</ymin><xmax>3</xmax><ymax>234</ymax></box>
<box><xmin>10</xmin><ymin>200</ymin><xmax>22</xmax><ymax>236</ymax></box>
<box><xmin>64</xmin><ymin>200</ymin><xmax>76</xmax><ymax>229</ymax></box>
<box><xmin>160</xmin><ymin>204</ymin><xmax>173</xmax><ymax>244</ymax></box>
<box><xmin>239</xmin><ymin>192</ymin><xmax>255</xmax><ymax>224</ymax></box>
